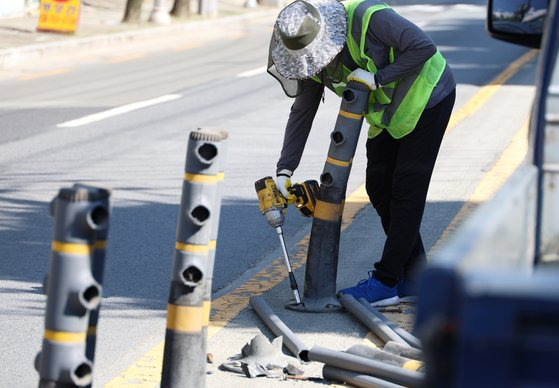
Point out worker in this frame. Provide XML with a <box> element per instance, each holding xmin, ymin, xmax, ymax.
<box><xmin>268</xmin><ymin>0</ymin><xmax>456</xmax><ymax>306</ymax></box>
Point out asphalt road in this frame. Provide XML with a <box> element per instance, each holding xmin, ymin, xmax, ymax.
<box><xmin>0</xmin><ymin>1</ymin><xmax>538</xmax><ymax>386</ymax></box>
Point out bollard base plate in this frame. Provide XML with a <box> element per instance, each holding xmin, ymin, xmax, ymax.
<box><xmin>285</xmin><ymin>297</ymin><xmax>343</xmax><ymax>313</ymax></box>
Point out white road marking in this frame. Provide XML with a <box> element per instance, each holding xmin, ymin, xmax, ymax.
<box><xmin>236</xmin><ymin>66</ymin><xmax>267</xmax><ymax>78</ymax></box>
<box><xmin>57</xmin><ymin>94</ymin><xmax>182</xmax><ymax>128</ymax></box>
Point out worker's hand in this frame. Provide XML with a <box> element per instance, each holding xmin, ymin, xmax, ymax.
<box><xmin>275</xmin><ymin>169</ymin><xmax>293</xmax><ymax>200</ymax></box>
<box><xmin>347</xmin><ymin>68</ymin><xmax>380</xmax><ymax>91</ymax></box>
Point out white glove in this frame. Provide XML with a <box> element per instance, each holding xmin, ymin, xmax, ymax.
<box><xmin>275</xmin><ymin>169</ymin><xmax>293</xmax><ymax>199</ymax></box>
<box><xmin>347</xmin><ymin>68</ymin><xmax>380</xmax><ymax>91</ymax></box>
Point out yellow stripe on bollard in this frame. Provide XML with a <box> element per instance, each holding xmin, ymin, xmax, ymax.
<box><xmin>183</xmin><ymin>173</ymin><xmax>219</xmax><ymax>184</ymax></box>
<box><xmin>44</xmin><ymin>330</ymin><xmax>87</xmax><ymax>343</ymax></box>
<box><xmin>326</xmin><ymin>157</ymin><xmax>352</xmax><ymax>167</ymax></box>
<box><xmin>218</xmin><ymin>172</ymin><xmax>225</xmax><ymax>181</ymax></box>
<box><xmin>339</xmin><ymin>110</ymin><xmax>363</xmax><ymax>120</ymax></box>
<box><xmin>166</xmin><ymin>304</ymin><xmax>203</xmax><ymax>333</ymax></box>
<box><xmin>87</xmin><ymin>326</ymin><xmax>97</xmax><ymax>336</ymax></box>
<box><xmin>51</xmin><ymin>241</ymin><xmax>92</xmax><ymax>255</ymax></box>
<box><xmin>402</xmin><ymin>359</ymin><xmax>423</xmax><ymax>371</ymax></box>
<box><xmin>209</xmin><ymin>240</ymin><xmax>217</xmax><ymax>249</ymax></box>
<box><xmin>202</xmin><ymin>301</ymin><xmax>211</xmax><ymax>326</ymax></box>
<box><xmin>314</xmin><ymin>200</ymin><xmax>344</xmax><ymax>222</ymax></box>
<box><xmin>94</xmin><ymin>240</ymin><xmax>107</xmax><ymax>250</ymax></box>
<box><xmin>175</xmin><ymin>242</ymin><xmax>210</xmax><ymax>253</ymax></box>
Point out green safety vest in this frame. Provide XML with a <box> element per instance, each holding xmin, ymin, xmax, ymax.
<box><xmin>315</xmin><ymin>0</ymin><xmax>446</xmax><ymax>139</ymax></box>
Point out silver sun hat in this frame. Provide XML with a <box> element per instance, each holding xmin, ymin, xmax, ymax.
<box><xmin>269</xmin><ymin>0</ymin><xmax>347</xmax><ymax>80</ymax></box>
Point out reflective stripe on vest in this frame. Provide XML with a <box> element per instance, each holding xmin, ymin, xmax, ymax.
<box><xmin>341</xmin><ymin>0</ymin><xmax>446</xmax><ymax>139</ymax></box>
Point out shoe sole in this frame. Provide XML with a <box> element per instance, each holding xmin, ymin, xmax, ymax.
<box><xmin>370</xmin><ymin>296</ymin><xmax>400</xmax><ymax>307</ymax></box>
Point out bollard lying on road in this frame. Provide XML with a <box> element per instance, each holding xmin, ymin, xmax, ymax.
<box><xmin>36</xmin><ymin>185</ymin><xmax>110</xmax><ymax>388</ymax></box>
<box><xmin>323</xmin><ymin>365</ymin><xmax>405</xmax><ymax>388</ymax></box>
<box><xmin>383</xmin><ymin>341</ymin><xmax>423</xmax><ymax>361</ymax></box>
<box><xmin>308</xmin><ymin>345</ymin><xmax>424</xmax><ymax>387</ymax></box>
<box><xmin>289</xmin><ymin>81</ymin><xmax>371</xmax><ymax>313</ymax></box>
<box><xmin>161</xmin><ymin>129</ymin><xmax>224</xmax><ymax>388</ymax></box>
<box><xmin>340</xmin><ymin>294</ymin><xmax>409</xmax><ymax>347</ymax></box>
<box><xmin>202</xmin><ymin>129</ymin><xmax>229</xmax><ymax>359</ymax></box>
<box><xmin>357</xmin><ymin>297</ymin><xmax>422</xmax><ymax>349</ymax></box>
<box><xmin>345</xmin><ymin>344</ymin><xmax>423</xmax><ymax>372</ymax></box>
<box><xmin>249</xmin><ymin>295</ymin><xmax>310</xmax><ymax>361</ymax></box>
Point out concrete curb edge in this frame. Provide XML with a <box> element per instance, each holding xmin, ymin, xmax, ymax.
<box><xmin>0</xmin><ymin>7</ymin><xmax>279</xmax><ymax>69</ymax></box>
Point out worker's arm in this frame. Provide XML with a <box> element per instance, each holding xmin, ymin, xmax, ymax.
<box><xmin>276</xmin><ymin>79</ymin><xmax>324</xmax><ymax>175</ymax></box>
<box><xmin>367</xmin><ymin>8</ymin><xmax>437</xmax><ymax>86</ymax></box>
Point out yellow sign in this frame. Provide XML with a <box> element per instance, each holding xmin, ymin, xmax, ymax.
<box><xmin>38</xmin><ymin>0</ymin><xmax>80</xmax><ymax>33</ymax></box>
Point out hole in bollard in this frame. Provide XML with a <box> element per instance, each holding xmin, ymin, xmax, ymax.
<box><xmin>182</xmin><ymin>266</ymin><xmax>203</xmax><ymax>284</ymax></box>
<box><xmin>321</xmin><ymin>172</ymin><xmax>334</xmax><ymax>187</ymax></box>
<box><xmin>190</xmin><ymin>206</ymin><xmax>210</xmax><ymax>225</ymax></box>
<box><xmin>197</xmin><ymin>143</ymin><xmax>218</xmax><ymax>163</ymax></box>
<box><xmin>331</xmin><ymin>131</ymin><xmax>344</xmax><ymax>145</ymax></box>
<box><xmin>82</xmin><ymin>285</ymin><xmax>100</xmax><ymax>309</ymax></box>
<box><xmin>72</xmin><ymin>362</ymin><xmax>92</xmax><ymax>386</ymax></box>
<box><xmin>342</xmin><ymin>89</ymin><xmax>356</xmax><ymax>103</ymax></box>
<box><xmin>88</xmin><ymin>205</ymin><xmax>108</xmax><ymax>230</ymax></box>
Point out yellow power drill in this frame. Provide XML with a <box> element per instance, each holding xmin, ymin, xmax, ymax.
<box><xmin>254</xmin><ymin>176</ymin><xmax>319</xmax><ymax>304</ymax></box>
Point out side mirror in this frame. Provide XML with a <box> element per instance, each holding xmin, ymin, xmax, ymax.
<box><xmin>487</xmin><ymin>0</ymin><xmax>548</xmax><ymax>48</ymax></box>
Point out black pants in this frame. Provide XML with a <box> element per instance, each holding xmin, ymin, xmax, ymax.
<box><xmin>365</xmin><ymin>89</ymin><xmax>456</xmax><ymax>287</ymax></box>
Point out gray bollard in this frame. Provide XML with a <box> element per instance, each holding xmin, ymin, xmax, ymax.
<box><xmin>358</xmin><ymin>298</ymin><xmax>422</xmax><ymax>349</ymax></box>
<box><xmin>340</xmin><ymin>294</ymin><xmax>409</xmax><ymax>347</ymax></box>
<box><xmin>202</xmin><ymin>129</ymin><xmax>229</xmax><ymax>358</ymax></box>
<box><xmin>288</xmin><ymin>81</ymin><xmax>370</xmax><ymax>313</ymax></box>
<box><xmin>72</xmin><ymin>185</ymin><xmax>112</xmax><ymax>364</ymax></box>
<box><xmin>383</xmin><ymin>341</ymin><xmax>423</xmax><ymax>361</ymax></box>
<box><xmin>308</xmin><ymin>345</ymin><xmax>424</xmax><ymax>387</ymax></box>
<box><xmin>36</xmin><ymin>185</ymin><xmax>110</xmax><ymax>388</ymax></box>
<box><xmin>346</xmin><ymin>344</ymin><xmax>424</xmax><ymax>373</ymax></box>
<box><xmin>161</xmin><ymin>129</ymin><xmax>223</xmax><ymax>388</ymax></box>
<box><xmin>323</xmin><ymin>365</ymin><xmax>405</xmax><ymax>388</ymax></box>
<box><xmin>249</xmin><ymin>296</ymin><xmax>310</xmax><ymax>361</ymax></box>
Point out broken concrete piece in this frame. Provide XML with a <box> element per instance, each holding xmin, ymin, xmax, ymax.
<box><xmin>220</xmin><ymin>334</ymin><xmax>301</xmax><ymax>378</ymax></box>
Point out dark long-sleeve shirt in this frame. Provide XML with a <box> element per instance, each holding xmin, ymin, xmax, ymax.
<box><xmin>276</xmin><ymin>7</ymin><xmax>456</xmax><ymax>174</ymax></box>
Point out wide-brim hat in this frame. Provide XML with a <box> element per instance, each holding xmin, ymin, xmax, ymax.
<box><xmin>270</xmin><ymin>0</ymin><xmax>347</xmax><ymax>80</ymax></box>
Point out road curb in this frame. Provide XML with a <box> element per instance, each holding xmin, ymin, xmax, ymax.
<box><xmin>0</xmin><ymin>8</ymin><xmax>278</xmax><ymax>69</ymax></box>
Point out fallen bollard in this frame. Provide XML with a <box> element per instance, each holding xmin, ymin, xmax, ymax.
<box><xmin>323</xmin><ymin>365</ymin><xmax>405</xmax><ymax>388</ymax></box>
<box><xmin>249</xmin><ymin>296</ymin><xmax>310</xmax><ymax>361</ymax></box>
<box><xmin>383</xmin><ymin>341</ymin><xmax>423</xmax><ymax>361</ymax></box>
<box><xmin>161</xmin><ymin>129</ymin><xmax>223</xmax><ymax>388</ymax></box>
<box><xmin>346</xmin><ymin>344</ymin><xmax>423</xmax><ymax>372</ymax></box>
<box><xmin>340</xmin><ymin>294</ymin><xmax>409</xmax><ymax>347</ymax></box>
<box><xmin>202</xmin><ymin>129</ymin><xmax>229</xmax><ymax>358</ymax></box>
<box><xmin>289</xmin><ymin>81</ymin><xmax>371</xmax><ymax>313</ymax></box>
<box><xmin>36</xmin><ymin>185</ymin><xmax>110</xmax><ymax>388</ymax></box>
<box><xmin>308</xmin><ymin>345</ymin><xmax>424</xmax><ymax>387</ymax></box>
<box><xmin>358</xmin><ymin>298</ymin><xmax>422</xmax><ymax>349</ymax></box>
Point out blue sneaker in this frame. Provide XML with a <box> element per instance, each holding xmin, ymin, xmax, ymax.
<box><xmin>338</xmin><ymin>271</ymin><xmax>399</xmax><ymax>307</ymax></box>
<box><xmin>397</xmin><ymin>278</ymin><xmax>417</xmax><ymax>303</ymax></box>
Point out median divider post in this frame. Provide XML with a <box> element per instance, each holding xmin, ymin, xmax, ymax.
<box><xmin>202</xmin><ymin>129</ymin><xmax>229</xmax><ymax>359</ymax></box>
<box><xmin>36</xmin><ymin>185</ymin><xmax>110</xmax><ymax>388</ymax></box>
<box><xmin>161</xmin><ymin>129</ymin><xmax>223</xmax><ymax>388</ymax></box>
<box><xmin>287</xmin><ymin>81</ymin><xmax>371</xmax><ymax>313</ymax></box>
<box><xmin>74</xmin><ymin>185</ymin><xmax>112</xmax><ymax>364</ymax></box>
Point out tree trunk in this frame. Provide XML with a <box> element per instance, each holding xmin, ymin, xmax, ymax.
<box><xmin>171</xmin><ymin>0</ymin><xmax>190</xmax><ymax>19</ymax></box>
<box><xmin>123</xmin><ymin>0</ymin><xmax>143</xmax><ymax>23</ymax></box>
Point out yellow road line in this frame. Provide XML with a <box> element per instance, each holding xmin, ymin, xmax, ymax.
<box><xmin>105</xmin><ymin>50</ymin><xmax>534</xmax><ymax>387</ymax></box>
<box><xmin>432</xmin><ymin>119</ymin><xmax>529</xmax><ymax>251</ymax></box>
<box><xmin>108</xmin><ymin>53</ymin><xmax>145</xmax><ymax>63</ymax></box>
<box><xmin>446</xmin><ymin>50</ymin><xmax>537</xmax><ymax>133</ymax></box>
<box><xmin>18</xmin><ymin>68</ymin><xmax>70</xmax><ymax>81</ymax></box>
